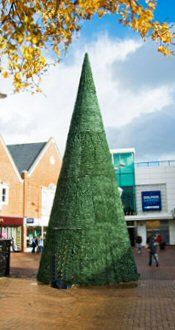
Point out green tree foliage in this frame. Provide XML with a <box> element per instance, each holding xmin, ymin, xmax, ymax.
<box><xmin>37</xmin><ymin>53</ymin><xmax>139</xmax><ymax>286</ymax></box>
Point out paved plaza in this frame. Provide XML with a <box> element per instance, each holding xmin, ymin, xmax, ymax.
<box><xmin>0</xmin><ymin>246</ymin><xmax>175</xmax><ymax>330</ymax></box>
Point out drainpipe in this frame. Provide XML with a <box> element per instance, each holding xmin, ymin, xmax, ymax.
<box><xmin>22</xmin><ymin>170</ymin><xmax>28</xmax><ymax>252</ymax></box>
<box><xmin>0</xmin><ymin>182</ymin><xmax>2</xmax><ymax>211</ymax></box>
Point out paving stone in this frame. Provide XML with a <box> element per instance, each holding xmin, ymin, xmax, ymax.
<box><xmin>0</xmin><ymin>246</ymin><xmax>174</xmax><ymax>329</ymax></box>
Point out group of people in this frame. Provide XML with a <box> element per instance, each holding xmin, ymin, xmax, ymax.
<box><xmin>31</xmin><ymin>236</ymin><xmax>44</xmax><ymax>253</ymax></box>
<box><xmin>135</xmin><ymin>232</ymin><xmax>165</xmax><ymax>267</ymax></box>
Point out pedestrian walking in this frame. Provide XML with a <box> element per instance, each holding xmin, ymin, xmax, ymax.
<box><xmin>156</xmin><ymin>233</ymin><xmax>166</xmax><ymax>250</ymax></box>
<box><xmin>31</xmin><ymin>236</ymin><xmax>38</xmax><ymax>253</ymax></box>
<box><xmin>148</xmin><ymin>233</ymin><xmax>159</xmax><ymax>267</ymax></box>
<box><xmin>135</xmin><ymin>235</ymin><xmax>143</xmax><ymax>254</ymax></box>
<box><xmin>11</xmin><ymin>237</ymin><xmax>16</xmax><ymax>252</ymax></box>
<box><xmin>38</xmin><ymin>236</ymin><xmax>44</xmax><ymax>253</ymax></box>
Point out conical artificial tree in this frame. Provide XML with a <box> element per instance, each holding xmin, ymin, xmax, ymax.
<box><xmin>37</xmin><ymin>53</ymin><xmax>139</xmax><ymax>285</ymax></box>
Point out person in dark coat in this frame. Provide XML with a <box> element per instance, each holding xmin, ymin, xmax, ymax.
<box><xmin>148</xmin><ymin>234</ymin><xmax>159</xmax><ymax>267</ymax></box>
<box><xmin>31</xmin><ymin>236</ymin><xmax>38</xmax><ymax>253</ymax></box>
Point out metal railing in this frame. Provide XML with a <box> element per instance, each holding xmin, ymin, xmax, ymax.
<box><xmin>135</xmin><ymin>160</ymin><xmax>175</xmax><ymax>168</ymax></box>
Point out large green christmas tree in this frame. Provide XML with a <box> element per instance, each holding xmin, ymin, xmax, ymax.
<box><xmin>37</xmin><ymin>53</ymin><xmax>139</xmax><ymax>285</ymax></box>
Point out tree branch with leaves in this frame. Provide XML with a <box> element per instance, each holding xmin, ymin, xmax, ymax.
<box><xmin>0</xmin><ymin>0</ymin><xmax>174</xmax><ymax>93</ymax></box>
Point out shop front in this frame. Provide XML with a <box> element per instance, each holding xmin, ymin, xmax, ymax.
<box><xmin>146</xmin><ymin>219</ymin><xmax>170</xmax><ymax>244</ymax></box>
<box><xmin>24</xmin><ymin>217</ymin><xmax>49</xmax><ymax>251</ymax></box>
<box><xmin>0</xmin><ymin>216</ymin><xmax>23</xmax><ymax>251</ymax></box>
<box><xmin>126</xmin><ymin>214</ymin><xmax>174</xmax><ymax>245</ymax></box>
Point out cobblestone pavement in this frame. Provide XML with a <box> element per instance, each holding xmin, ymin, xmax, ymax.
<box><xmin>0</xmin><ymin>246</ymin><xmax>175</xmax><ymax>330</ymax></box>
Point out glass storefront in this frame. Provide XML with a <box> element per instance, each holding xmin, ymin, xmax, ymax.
<box><xmin>0</xmin><ymin>226</ymin><xmax>22</xmax><ymax>251</ymax></box>
<box><xmin>121</xmin><ymin>186</ymin><xmax>136</xmax><ymax>215</ymax></box>
<box><xmin>146</xmin><ymin>220</ymin><xmax>169</xmax><ymax>244</ymax></box>
<box><xmin>112</xmin><ymin>151</ymin><xmax>136</xmax><ymax>215</ymax></box>
<box><xmin>26</xmin><ymin>226</ymin><xmax>47</xmax><ymax>248</ymax></box>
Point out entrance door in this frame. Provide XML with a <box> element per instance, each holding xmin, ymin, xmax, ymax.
<box><xmin>127</xmin><ymin>227</ymin><xmax>135</xmax><ymax>246</ymax></box>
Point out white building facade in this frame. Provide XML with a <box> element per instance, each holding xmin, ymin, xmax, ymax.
<box><xmin>111</xmin><ymin>149</ymin><xmax>175</xmax><ymax>246</ymax></box>
<box><xmin>133</xmin><ymin>160</ymin><xmax>175</xmax><ymax>245</ymax></box>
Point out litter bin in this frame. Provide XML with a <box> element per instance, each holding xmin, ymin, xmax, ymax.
<box><xmin>0</xmin><ymin>239</ymin><xmax>11</xmax><ymax>276</ymax></box>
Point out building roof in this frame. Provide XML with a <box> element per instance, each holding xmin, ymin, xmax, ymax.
<box><xmin>110</xmin><ymin>148</ymin><xmax>135</xmax><ymax>154</ymax></box>
<box><xmin>7</xmin><ymin>142</ymin><xmax>47</xmax><ymax>174</ymax></box>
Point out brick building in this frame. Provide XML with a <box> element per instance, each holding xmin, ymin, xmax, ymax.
<box><xmin>0</xmin><ymin>136</ymin><xmax>62</xmax><ymax>251</ymax></box>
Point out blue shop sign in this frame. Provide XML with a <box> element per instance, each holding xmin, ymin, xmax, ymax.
<box><xmin>26</xmin><ymin>218</ymin><xmax>34</xmax><ymax>224</ymax></box>
<box><xmin>142</xmin><ymin>191</ymin><xmax>161</xmax><ymax>211</ymax></box>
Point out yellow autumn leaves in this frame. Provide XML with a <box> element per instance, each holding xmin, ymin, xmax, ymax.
<box><xmin>0</xmin><ymin>0</ymin><xmax>174</xmax><ymax>93</ymax></box>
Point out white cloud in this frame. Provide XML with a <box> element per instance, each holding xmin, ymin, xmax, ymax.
<box><xmin>106</xmin><ymin>104</ymin><xmax>175</xmax><ymax>161</ymax></box>
<box><xmin>104</xmin><ymin>85</ymin><xmax>173</xmax><ymax>127</ymax></box>
<box><xmin>0</xmin><ymin>34</ymin><xmax>174</xmax><ymax>158</ymax></box>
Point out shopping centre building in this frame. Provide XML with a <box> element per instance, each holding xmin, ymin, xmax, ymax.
<box><xmin>111</xmin><ymin>148</ymin><xmax>175</xmax><ymax>246</ymax></box>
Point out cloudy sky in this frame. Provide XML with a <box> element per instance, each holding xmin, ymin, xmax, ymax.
<box><xmin>0</xmin><ymin>1</ymin><xmax>175</xmax><ymax>162</ymax></box>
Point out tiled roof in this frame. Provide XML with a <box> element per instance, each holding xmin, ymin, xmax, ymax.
<box><xmin>7</xmin><ymin>142</ymin><xmax>47</xmax><ymax>174</ymax></box>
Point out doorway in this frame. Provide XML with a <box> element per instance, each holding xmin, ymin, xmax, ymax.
<box><xmin>127</xmin><ymin>227</ymin><xmax>135</xmax><ymax>246</ymax></box>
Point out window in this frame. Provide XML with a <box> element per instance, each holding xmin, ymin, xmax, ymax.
<box><xmin>42</xmin><ymin>184</ymin><xmax>56</xmax><ymax>217</ymax></box>
<box><xmin>0</xmin><ymin>184</ymin><xmax>9</xmax><ymax>205</ymax></box>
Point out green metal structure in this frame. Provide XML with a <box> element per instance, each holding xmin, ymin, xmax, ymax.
<box><xmin>37</xmin><ymin>53</ymin><xmax>139</xmax><ymax>285</ymax></box>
